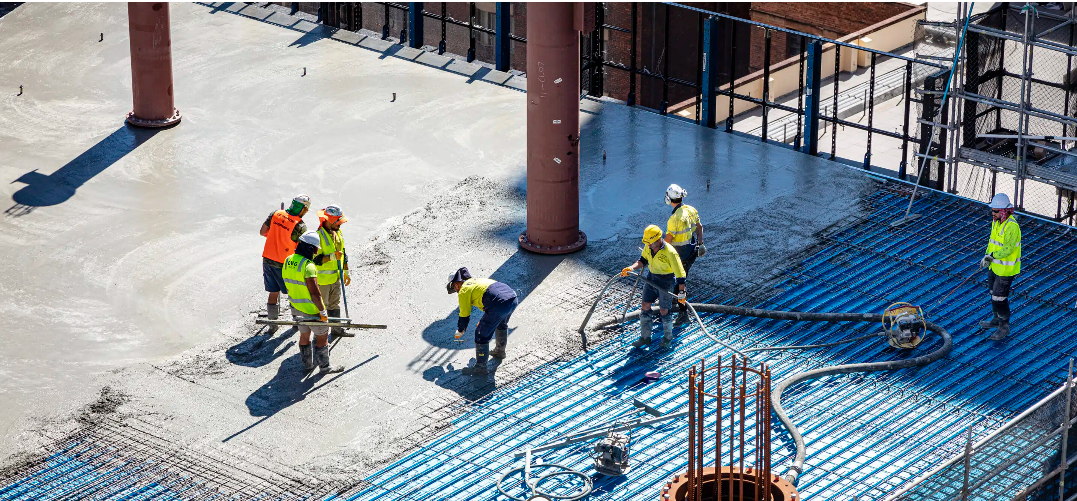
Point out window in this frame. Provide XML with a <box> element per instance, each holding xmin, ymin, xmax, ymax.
<box><xmin>475</xmin><ymin>8</ymin><xmax>495</xmax><ymax>45</ymax></box>
<box><xmin>786</xmin><ymin>34</ymin><xmax>803</xmax><ymax>60</ymax></box>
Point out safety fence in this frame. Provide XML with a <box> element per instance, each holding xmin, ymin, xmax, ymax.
<box><xmin>886</xmin><ymin>364</ymin><xmax>1077</xmax><ymax>501</ymax></box>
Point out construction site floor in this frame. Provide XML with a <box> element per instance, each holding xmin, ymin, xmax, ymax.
<box><xmin>2</xmin><ymin>3</ymin><xmax>1076</xmax><ymax>501</ymax></box>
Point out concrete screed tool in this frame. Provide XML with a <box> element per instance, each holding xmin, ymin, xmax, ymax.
<box><xmin>255</xmin><ymin>316</ymin><xmax>387</xmax><ymax>332</ymax></box>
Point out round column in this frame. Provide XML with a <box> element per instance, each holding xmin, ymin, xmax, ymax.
<box><xmin>126</xmin><ymin>2</ymin><xmax>181</xmax><ymax>127</ymax></box>
<box><xmin>518</xmin><ymin>2</ymin><xmax>586</xmax><ymax>254</ymax></box>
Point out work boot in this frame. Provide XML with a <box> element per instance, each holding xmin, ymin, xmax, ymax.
<box><xmin>490</xmin><ymin>328</ymin><xmax>508</xmax><ymax>360</ymax></box>
<box><xmin>978</xmin><ymin>316</ymin><xmax>999</xmax><ymax>330</ymax></box>
<box><xmin>658</xmin><ymin>313</ymin><xmax>674</xmax><ymax>350</ymax></box>
<box><xmin>299</xmin><ymin>343</ymin><xmax>315</xmax><ymax>372</ymax></box>
<box><xmin>314</xmin><ymin>345</ymin><xmax>344</xmax><ymax>374</ymax></box>
<box><xmin>674</xmin><ymin>311</ymin><xmax>690</xmax><ymax>326</ymax></box>
<box><xmin>267</xmin><ymin>303</ymin><xmax>280</xmax><ymax>320</ymax></box>
<box><xmin>990</xmin><ymin>319</ymin><xmax>1010</xmax><ymax>341</ymax></box>
<box><xmin>462</xmin><ymin>343</ymin><xmax>490</xmax><ymax>376</ymax></box>
<box><xmin>631</xmin><ymin>313</ymin><xmax>653</xmax><ymax>348</ymax></box>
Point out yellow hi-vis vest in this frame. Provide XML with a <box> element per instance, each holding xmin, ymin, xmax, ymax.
<box><xmin>987</xmin><ymin>216</ymin><xmax>1022</xmax><ymax>276</ymax></box>
<box><xmin>666</xmin><ymin>204</ymin><xmax>700</xmax><ymax>246</ymax></box>
<box><xmin>315</xmin><ymin>226</ymin><xmax>345</xmax><ymax>286</ymax></box>
<box><xmin>641</xmin><ymin>242</ymin><xmax>687</xmax><ymax>278</ymax></box>
<box><xmin>283</xmin><ymin>254</ymin><xmax>319</xmax><ymax>315</ymax></box>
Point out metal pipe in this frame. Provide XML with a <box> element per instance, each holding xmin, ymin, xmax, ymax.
<box><xmin>520</xmin><ymin>2</ymin><xmax>586</xmax><ymax>255</ymax></box>
<box><xmin>832</xmin><ymin>44</ymin><xmax>840</xmax><ymax>160</ymax></box>
<box><xmin>1061</xmin><ymin>358</ymin><xmax>1074</xmax><ymax>501</ymax></box>
<box><xmin>126</xmin><ymin>2</ymin><xmax>180</xmax><ymax>127</ymax></box>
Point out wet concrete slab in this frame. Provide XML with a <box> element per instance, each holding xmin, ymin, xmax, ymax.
<box><xmin>0</xmin><ymin>2</ymin><xmax>874</xmax><ymax>478</ymax></box>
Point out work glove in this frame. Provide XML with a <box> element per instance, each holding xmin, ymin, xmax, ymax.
<box><xmin>343</xmin><ymin>272</ymin><xmax>351</xmax><ymax>286</ymax></box>
<box><xmin>318</xmin><ymin>310</ymin><xmax>329</xmax><ymax>322</ymax></box>
<box><xmin>979</xmin><ymin>255</ymin><xmax>992</xmax><ymax>269</ymax></box>
<box><xmin>334</xmin><ymin>251</ymin><xmax>343</xmax><ymax>261</ymax></box>
<box><xmin>675</xmin><ymin>291</ymin><xmax>687</xmax><ymax>305</ymax></box>
<box><xmin>620</xmin><ymin>267</ymin><xmax>633</xmax><ymax>277</ymax></box>
<box><xmin>454</xmin><ymin>330</ymin><xmax>465</xmax><ymax>342</ymax></box>
<box><xmin>696</xmin><ymin>244</ymin><xmax>707</xmax><ymax>257</ymax></box>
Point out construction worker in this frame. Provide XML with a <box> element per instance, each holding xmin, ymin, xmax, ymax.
<box><xmin>283</xmin><ymin>231</ymin><xmax>344</xmax><ymax>374</ymax></box>
<box><xmin>314</xmin><ymin>205</ymin><xmax>351</xmax><ymax>337</ymax></box>
<box><xmin>979</xmin><ymin>193</ymin><xmax>1022</xmax><ymax>341</ymax></box>
<box><xmin>663</xmin><ymin>184</ymin><xmax>705</xmax><ymax>325</ymax></box>
<box><xmin>621</xmin><ymin>225</ymin><xmax>687</xmax><ymax>350</ymax></box>
<box><xmin>446</xmin><ymin>267</ymin><xmax>518</xmax><ymax>376</ymax></box>
<box><xmin>259</xmin><ymin>195</ymin><xmax>310</xmax><ymax>320</ymax></box>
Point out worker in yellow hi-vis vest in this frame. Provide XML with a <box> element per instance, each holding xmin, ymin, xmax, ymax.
<box><xmin>283</xmin><ymin>232</ymin><xmax>344</xmax><ymax>375</ymax></box>
<box><xmin>314</xmin><ymin>205</ymin><xmax>351</xmax><ymax>338</ymax></box>
<box><xmin>621</xmin><ymin>225</ymin><xmax>687</xmax><ymax>350</ymax></box>
<box><xmin>663</xmin><ymin>184</ymin><xmax>705</xmax><ymax>326</ymax></box>
<box><xmin>978</xmin><ymin>193</ymin><xmax>1021</xmax><ymax>341</ymax></box>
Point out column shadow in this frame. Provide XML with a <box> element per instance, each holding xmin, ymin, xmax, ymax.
<box><xmin>6</xmin><ymin>125</ymin><xmax>159</xmax><ymax>216</ymax></box>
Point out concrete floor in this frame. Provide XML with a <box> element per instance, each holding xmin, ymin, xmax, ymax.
<box><xmin>0</xmin><ymin>2</ymin><xmax>875</xmax><ymax>479</ymax></box>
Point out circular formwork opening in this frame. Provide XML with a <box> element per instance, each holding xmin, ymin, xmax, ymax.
<box><xmin>662</xmin><ymin>467</ymin><xmax>798</xmax><ymax>501</ymax></box>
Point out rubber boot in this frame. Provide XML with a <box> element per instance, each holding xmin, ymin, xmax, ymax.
<box><xmin>490</xmin><ymin>328</ymin><xmax>508</xmax><ymax>360</ymax></box>
<box><xmin>658</xmin><ymin>312</ymin><xmax>674</xmax><ymax>349</ymax></box>
<box><xmin>299</xmin><ymin>343</ymin><xmax>315</xmax><ymax>372</ymax></box>
<box><xmin>978</xmin><ymin>304</ymin><xmax>999</xmax><ymax>330</ymax></box>
<box><xmin>674</xmin><ymin>303</ymin><xmax>689</xmax><ymax>326</ymax></box>
<box><xmin>315</xmin><ymin>345</ymin><xmax>344</xmax><ymax>374</ymax></box>
<box><xmin>267</xmin><ymin>303</ymin><xmax>279</xmax><ymax>320</ymax></box>
<box><xmin>989</xmin><ymin>301</ymin><xmax>1011</xmax><ymax>341</ymax></box>
<box><xmin>631</xmin><ymin>312</ymin><xmax>653</xmax><ymax>348</ymax></box>
<box><xmin>462</xmin><ymin>343</ymin><xmax>490</xmax><ymax>376</ymax></box>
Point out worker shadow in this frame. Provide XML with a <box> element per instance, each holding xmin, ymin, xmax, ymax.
<box><xmin>225</xmin><ymin>326</ymin><xmax>297</xmax><ymax>368</ymax></box>
<box><xmin>5</xmin><ymin>125</ymin><xmax>159</xmax><ymax>216</ymax></box>
<box><xmin>225</xmin><ymin>352</ymin><xmax>378</xmax><ymax>442</ymax></box>
<box><xmin>420</xmin><ymin>364</ymin><xmax>500</xmax><ymax>401</ymax></box>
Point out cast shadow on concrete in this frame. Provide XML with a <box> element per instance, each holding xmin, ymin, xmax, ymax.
<box><xmin>5</xmin><ymin>125</ymin><xmax>158</xmax><ymax>216</ymax></box>
<box><xmin>421</xmin><ymin>364</ymin><xmax>499</xmax><ymax>401</ymax></box>
<box><xmin>225</xmin><ymin>326</ymin><xmax>297</xmax><ymax>368</ymax></box>
<box><xmin>224</xmin><ymin>352</ymin><xmax>379</xmax><ymax>442</ymax></box>
<box><xmin>289</xmin><ymin>24</ymin><xmax>333</xmax><ymax>48</ymax></box>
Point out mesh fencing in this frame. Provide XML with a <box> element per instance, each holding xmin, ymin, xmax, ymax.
<box><xmin>887</xmin><ymin>377</ymin><xmax>1077</xmax><ymax>501</ymax></box>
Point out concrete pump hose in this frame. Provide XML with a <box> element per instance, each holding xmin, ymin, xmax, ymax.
<box><xmin>589</xmin><ymin>298</ymin><xmax>953</xmax><ymax>485</ymax></box>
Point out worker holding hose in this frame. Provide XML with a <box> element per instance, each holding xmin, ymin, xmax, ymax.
<box><xmin>447</xmin><ymin>267</ymin><xmax>519</xmax><ymax>376</ymax></box>
<box><xmin>314</xmin><ymin>205</ymin><xmax>351</xmax><ymax>338</ymax></box>
<box><xmin>979</xmin><ymin>193</ymin><xmax>1022</xmax><ymax>341</ymax></box>
<box><xmin>663</xmin><ymin>184</ymin><xmax>705</xmax><ymax>326</ymax></box>
<box><xmin>621</xmin><ymin>225</ymin><xmax>687</xmax><ymax>350</ymax></box>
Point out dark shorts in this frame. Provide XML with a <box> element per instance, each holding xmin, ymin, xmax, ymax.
<box><xmin>263</xmin><ymin>261</ymin><xmax>288</xmax><ymax>293</ymax></box>
<box><xmin>987</xmin><ymin>269</ymin><xmax>1014</xmax><ymax>301</ymax></box>
<box><xmin>674</xmin><ymin>243</ymin><xmax>697</xmax><ymax>273</ymax></box>
<box><xmin>642</xmin><ymin>272</ymin><xmax>676</xmax><ymax>311</ymax></box>
<box><xmin>475</xmin><ymin>294</ymin><xmax>518</xmax><ymax>344</ymax></box>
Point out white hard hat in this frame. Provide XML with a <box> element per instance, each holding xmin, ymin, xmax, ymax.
<box><xmin>665</xmin><ymin>184</ymin><xmax>687</xmax><ymax>205</ymax></box>
<box><xmin>988</xmin><ymin>193</ymin><xmax>1013</xmax><ymax>209</ymax></box>
<box><xmin>299</xmin><ymin>231</ymin><xmax>320</xmax><ymax>247</ymax></box>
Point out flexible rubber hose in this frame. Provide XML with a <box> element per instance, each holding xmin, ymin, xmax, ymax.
<box><xmin>592</xmin><ymin>304</ymin><xmax>952</xmax><ymax>484</ymax></box>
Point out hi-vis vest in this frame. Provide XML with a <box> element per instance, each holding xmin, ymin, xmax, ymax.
<box><xmin>666</xmin><ymin>204</ymin><xmax>700</xmax><ymax>246</ymax></box>
<box><xmin>263</xmin><ymin>210</ymin><xmax>302</xmax><ymax>263</ymax></box>
<box><xmin>987</xmin><ymin>216</ymin><xmax>1022</xmax><ymax>277</ymax></box>
<box><xmin>282</xmin><ymin>254</ymin><xmax>319</xmax><ymax>315</ymax></box>
<box><xmin>641</xmin><ymin>242</ymin><xmax>687</xmax><ymax>278</ymax></box>
<box><xmin>315</xmin><ymin>226</ymin><xmax>345</xmax><ymax>286</ymax></box>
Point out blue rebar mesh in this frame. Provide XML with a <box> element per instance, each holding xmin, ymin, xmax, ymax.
<box><xmin>349</xmin><ymin>186</ymin><xmax>1077</xmax><ymax>501</ymax></box>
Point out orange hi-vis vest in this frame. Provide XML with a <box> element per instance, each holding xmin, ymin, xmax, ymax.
<box><xmin>263</xmin><ymin>210</ymin><xmax>302</xmax><ymax>263</ymax></box>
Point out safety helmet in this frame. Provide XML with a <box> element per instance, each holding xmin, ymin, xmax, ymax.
<box><xmin>988</xmin><ymin>193</ymin><xmax>1013</xmax><ymax>209</ymax></box>
<box><xmin>665</xmin><ymin>184</ymin><xmax>687</xmax><ymax>205</ymax></box>
<box><xmin>642</xmin><ymin>224</ymin><xmax>663</xmax><ymax>245</ymax></box>
<box><xmin>319</xmin><ymin>204</ymin><xmax>349</xmax><ymax>225</ymax></box>
<box><xmin>299</xmin><ymin>231</ymin><xmax>321</xmax><ymax>248</ymax></box>
<box><xmin>446</xmin><ymin>267</ymin><xmax>472</xmax><ymax>294</ymax></box>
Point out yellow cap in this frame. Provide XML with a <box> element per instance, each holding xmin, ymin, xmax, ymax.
<box><xmin>642</xmin><ymin>224</ymin><xmax>663</xmax><ymax>244</ymax></box>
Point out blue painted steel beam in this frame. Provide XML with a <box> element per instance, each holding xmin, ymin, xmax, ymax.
<box><xmin>700</xmin><ymin>16</ymin><xmax>720</xmax><ymax>129</ymax></box>
<box><xmin>409</xmin><ymin>3</ymin><xmax>424</xmax><ymax>49</ymax></box>
<box><xmin>495</xmin><ymin>3</ymin><xmax>510</xmax><ymax>72</ymax></box>
<box><xmin>802</xmin><ymin>40</ymin><xmax>822</xmax><ymax>155</ymax></box>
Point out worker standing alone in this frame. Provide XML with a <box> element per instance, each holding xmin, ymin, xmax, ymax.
<box><xmin>259</xmin><ymin>195</ymin><xmax>310</xmax><ymax>321</ymax></box>
<box><xmin>622</xmin><ymin>225</ymin><xmax>687</xmax><ymax>350</ymax></box>
<box><xmin>663</xmin><ymin>184</ymin><xmax>705</xmax><ymax>325</ymax></box>
<box><xmin>314</xmin><ymin>205</ymin><xmax>352</xmax><ymax>338</ymax></box>
<box><xmin>979</xmin><ymin>193</ymin><xmax>1022</xmax><ymax>341</ymax></box>
<box><xmin>283</xmin><ymin>232</ymin><xmax>344</xmax><ymax>374</ymax></box>
<box><xmin>446</xmin><ymin>267</ymin><xmax>518</xmax><ymax>376</ymax></box>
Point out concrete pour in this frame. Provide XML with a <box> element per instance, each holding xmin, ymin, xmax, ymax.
<box><xmin>0</xmin><ymin>2</ymin><xmax>875</xmax><ymax>483</ymax></box>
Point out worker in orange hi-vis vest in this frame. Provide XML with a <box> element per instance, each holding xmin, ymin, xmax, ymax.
<box><xmin>259</xmin><ymin>194</ymin><xmax>310</xmax><ymax>320</ymax></box>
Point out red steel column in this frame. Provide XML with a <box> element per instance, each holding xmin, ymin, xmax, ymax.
<box><xmin>126</xmin><ymin>2</ymin><xmax>181</xmax><ymax>128</ymax></box>
<box><xmin>518</xmin><ymin>2</ymin><xmax>586</xmax><ymax>254</ymax></box>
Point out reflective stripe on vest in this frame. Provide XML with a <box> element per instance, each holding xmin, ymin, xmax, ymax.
<box><xmin>315</xmin><ymin>226</ymin><xmax>344</xmax><ymax>286</ymax></box>
<box><xmin>666</xmin><ymin>205</ymin><xmax>700</xmax><ymax>244</ymax></box>
<box><xmin>262</xmin><ymin>210</ymin><xmax>301</xmax><ymax>263</ymax></box>
<box><xmin>987</xmin><ymin>217</ymin><xmax>1021</xmax><ymax>276</ymax></box>
<box><xmin>282</xmin><ymin>254</ymin><xmax>319</xmax><ymax>315</ymax></box>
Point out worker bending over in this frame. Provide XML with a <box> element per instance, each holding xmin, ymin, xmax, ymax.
<box><xmin>260</xmin><ymin>195</ymin><xmax>310</xmax><ymax>320</ymax></box>
<box><xmin>447</xmin><ymin>267</ymin><xmax>518</xmax><ymax>376</ymax></box>
<box><xmin>283</xmin><ymin>232</ymin><xmax>344</xmax><ymax>374</ymax></box>
<box><xmin>979</xmin><ymin>193</ymin><xmax>1021</xmax><ymax>341</ymax></box>
<box><xmin>622</xmin><ymin>225</ymin><xmax>687</xmax><ymax>350</ymax></box>
<box><xmin>315</xmin><ymin>205</ymin><xmax>351</xmax><ymax>337</ymax></box>
<box><xmin>663</xmin><ymin>184</ymin><xmax>705</xmax><ymax>325</ymax></box>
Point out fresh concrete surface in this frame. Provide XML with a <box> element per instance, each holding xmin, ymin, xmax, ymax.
<box><xmin>0</xmin><ymin>2</ymin><xmax>875</xmax><ymax>480</ymax></box>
